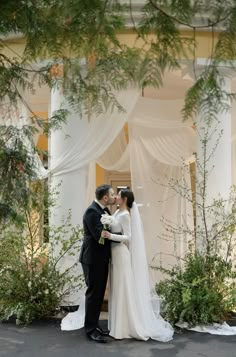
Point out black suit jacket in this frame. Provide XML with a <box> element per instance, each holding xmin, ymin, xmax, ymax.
<box><xmin>79</xmin><ymin>201</ymin><xmax>111</xmax><ymax>265</ymax></box>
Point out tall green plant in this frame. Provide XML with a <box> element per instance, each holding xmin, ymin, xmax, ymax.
<box><xmin>0</xmin><ymin>180</ymin><xmax>84</xmax><ymax>325</ymax></box>
<box><xmin>154</xmin><ymin>88</ymin><xmax>236</xmax><ymax>326</ymax></box>
<box><xmin>156</xmin><ymin>253</ymin><xmax>236</xmax><ymax>326</ymax></box>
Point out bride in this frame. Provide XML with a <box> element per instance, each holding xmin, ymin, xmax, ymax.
<box><xmin>61</xmin><ymin>189</ymin><xmax>174</xmax><ymax>342</ymax></box>
<box><xmin>101</xmin><ymin>189</ymin><xmax>173</xmax><ymax>341</ymax></box>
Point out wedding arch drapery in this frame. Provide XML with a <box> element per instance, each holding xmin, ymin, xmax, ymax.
<box><xmin>97</xmin><ymin>129</ymin><xmax>130</xmax><ymax>172</ymax></box>
<box><xmin>3</xmin><ymin>91</ymin><xmax>236</xmax><ymax>272</ymax></box>
<box><xmin>2</xmin><ymin>85</ymin><xmax>236</xmax><ymax>334</ymax></box>
<box><xmin>41</xmin><ymin>87</ymin><xmax>139</xmax><ymax>179</ymax></box>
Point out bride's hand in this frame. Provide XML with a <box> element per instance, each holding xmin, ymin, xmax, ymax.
<box><xmin>102</xmin><ymin>230</ymin><xmax>111</xmax><ymax>239</ymax></box>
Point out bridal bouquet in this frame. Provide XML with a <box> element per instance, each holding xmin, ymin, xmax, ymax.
<box><xmin>99</xmin><ymin>213</ymin><xmax>113</xmax><ymax>245</ymax></box>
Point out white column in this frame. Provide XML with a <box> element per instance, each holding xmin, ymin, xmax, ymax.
<box><xmin>49</xmin><ymin>88</ymin><xmax>89</xmax><ymax>227</ymax></box>
<box><xmin>49</xmin><ymin>88</ymin><xmax>89</xmax><ymax>305</ymax></box>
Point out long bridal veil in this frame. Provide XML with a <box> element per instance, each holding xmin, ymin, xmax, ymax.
<box><xmin>130</xmin><ymin>202</ymin><xmax>174</xmax><ymax>341</ymax></box>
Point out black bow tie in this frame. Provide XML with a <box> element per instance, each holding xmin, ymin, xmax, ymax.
<box><xmin>104</xmin><ymin>207</ymin><xmax>111</xmax><ymax>215</ymax></box>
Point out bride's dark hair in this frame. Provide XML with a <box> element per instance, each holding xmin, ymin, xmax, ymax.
<box><xmin>120</xmin><ymin>189</ymin><xmax>135</xmax><ymax>209</ymax></box>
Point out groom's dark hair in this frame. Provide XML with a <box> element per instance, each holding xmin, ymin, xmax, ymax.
<box><xmin>95</xmin><ymin>184</ymin><xmax>112</xmax><ymax>200</ymax></box>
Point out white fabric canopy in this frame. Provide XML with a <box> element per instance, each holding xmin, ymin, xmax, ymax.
<box><xmin>97</xmin><ymin>130</ymin><xmax>130</xmax><ymax>172</ymax></box>
<box><xmin>3</xmin><ymin>92</ymin><xmax>235</xmax><ymax>275</ymax></box>
<box><xmin>41</xmin><ymin>87</ymin><xmax>139</xmax><ymax>178</ymax></box>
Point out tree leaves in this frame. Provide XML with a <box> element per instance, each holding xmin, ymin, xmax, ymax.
<box><xmin>182</xmin><ymin>68</ymin><xmax>232</xmax><ymax>122</ymax></box>
<box><xmin>2</xmin><ymin>1</ymin><xmax>236</xmax><ymax>117</ymax></box>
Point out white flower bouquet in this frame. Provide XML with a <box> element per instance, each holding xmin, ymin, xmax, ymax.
<box><xmin>99</xmin><ymin>213</ymin><xmax>114</xmax><ymax>245</ymax></box>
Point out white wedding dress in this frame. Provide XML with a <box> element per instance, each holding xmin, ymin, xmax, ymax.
<box><xmin>108</xmin><ymin>207</ymin><xmax>174</xmax><ymax>341</ymax></box>
<box><xmin>108</xmin><ymin>209</ymin><xmax>147</xmax><ymax>340</ymax></box>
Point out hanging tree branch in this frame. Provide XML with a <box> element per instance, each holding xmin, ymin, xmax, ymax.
<box><xmin>148</xmin><ymin>0</ymin><xmax>232</xmax><ymax>30</ymax></box>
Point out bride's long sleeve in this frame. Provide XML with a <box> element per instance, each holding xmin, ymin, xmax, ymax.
<box><xmin>109</xmin><ymin>213</ymin><xmax>131</xmax><ymax>243</ymax></box>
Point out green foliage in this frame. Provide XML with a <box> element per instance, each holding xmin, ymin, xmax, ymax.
<box><xmin>139</xmin><ymin>1</ymin><xmax>236</xmax><ymax>120</ymax></box>
<box><xmin>147</xmin><ymin>2</ymin><xmax>236</xmax><ymax>325</ymax></box>
<box><xmin>0</xmin><ymin>125</ymin><xmax>39</xmax><ymax>222</ymax></box>
<box><xmin>2</xmin><ymin>1</ymin><xmax>236</xmax><ymax>118</ymax></box>
<box><xmin>0</xmin><ymin>185</ymin><xmax>84</xmax><ymax>325</ymax></box>
<box><xmin>156</xmin><ymin>253</ymin><xmax>236</xmax><ymax>326</ymax></box>
<box><xmin>0</xmin><ymin>0</ymin><xmax>133</xmax><ymax>116</ymax></box>
<box><xmin>182</xmin><ymin>68</ymin><xmax>231</xmax><ymax>122</ymax></box>
<box><xmin>37</xmin><ymin>109</ymin><xmax>69</xmax><ymax>135</ymax></box>
<box><xmin>156</xmin><ymin>118</ymin><xmax>236</xmax><ymax>326</ymax></box>
<box><xmin>139</xmin><ymin>1</ymin><xmax>193</xmax><ymax>79</ymax></box>
<box><xmin>0</xmin><ymin>125</ymin><xmax>84</xmax><ymax>324</ymax></box>
<box><xmin>61</xmin><ymin>49</ymin><xmax>141</xmax><ymax>115</ymax></box>
<box><xmin>3</xmin><ymin>0</ymin><xmax>236</xmax><ymax>329</ymax></box>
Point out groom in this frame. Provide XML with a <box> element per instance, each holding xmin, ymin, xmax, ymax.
<box><xmin>79</xmin><ymin>184</ymin><xmax>115</xmax><ymax>343</ymax></box>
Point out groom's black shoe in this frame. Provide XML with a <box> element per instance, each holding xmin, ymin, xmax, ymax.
<box><xmin>87</xmin><ymin>330</ymin><xmax>107</xmax><ymax>343</ymax></box>
<box><xmin>96</xmin><ymin>326</ymin><xmax>110</xmax><ymax>336</ymax></box>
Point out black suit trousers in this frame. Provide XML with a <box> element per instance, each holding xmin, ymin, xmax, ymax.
<box><xmin>81</xmin><ymin>261</ymin><xmax>109</xmax><ymax>335</ymax></box>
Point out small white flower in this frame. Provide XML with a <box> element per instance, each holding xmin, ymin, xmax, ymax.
<box><xmin>100</xmin><ymin>213</ymin><xmax>114</xmax><ymax>226</ymax></box>
<box><xmin>44</xmin><ymin>289</ymin><xmax>49</xmax><ymax>295</ymax></box>
<box><xmin>28</xmin><ymin>281</ymin><xmax>32</xmax><ymax>289</ymax></box>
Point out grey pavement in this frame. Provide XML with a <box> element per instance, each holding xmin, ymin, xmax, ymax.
<box><xmin>0</xmin><ymin>319</ymin><xmax>235</xmax><ymax>357</ymax></box>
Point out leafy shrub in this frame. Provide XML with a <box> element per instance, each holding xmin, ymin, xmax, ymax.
<box><xmin>0</xmin><ymin>177</ymin><xmax>84</xmax><ymax>326</ymax></box>
<box><xmin>0</xmin><ymin>127</ymin><xmax>84</xmax><ymax>325</ymax></box>
<box><xmin>156</xmin><ymin>253</ymin><xmax>236</xmax><ymax>326</ymax></box>
<box><xmin>0</xmin><ymin>220</ymin><xmax>83</xmax><ymax>325</ymax></box>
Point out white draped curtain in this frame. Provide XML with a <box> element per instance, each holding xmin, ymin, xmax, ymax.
<box><xmin>44</xmin><ymin>88</ymin><xmax>139</xmax><ymax>178</ymax></box>
<box><xmin>97</xmin><ymin>130</ymin><xmax>130</xmax><ymax>172</ymax></box>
